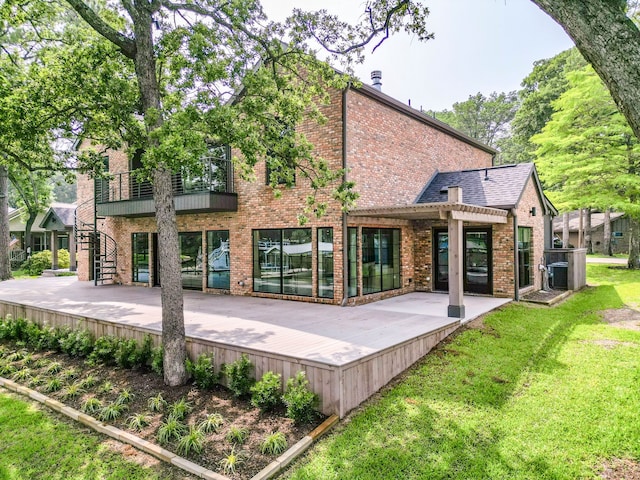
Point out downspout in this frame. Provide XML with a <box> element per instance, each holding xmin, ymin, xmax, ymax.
<box><xmin>512</xmin><ymin>208</ymin><xmax>519</xmax><ymax>301</ymax></box>
<box><xmin>341</xmin><ymin>84</ymin><xmax>350</xmax><ymax>306</ymax></box>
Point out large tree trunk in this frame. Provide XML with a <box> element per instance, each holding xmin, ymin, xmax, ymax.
<box><xmin>604</xmin><ymin>209</ymin><xmax>613</xmax><ymax>256</ymax></box>
<box><xmin>0</xmin><ymin>166</ymin><xmax>11</xmax><ymax>280</ymax></box>
<box><xmin>629</xmin><ymin>218</ymin><xmax>640</xmax><ymax>269</ymax></box>
<box><xmin>562</xmin><ymin>212</ymin><xmax>570</xmax><ymax>248</ymax></box>
<box><xmin>133</xmin><ymin>13</ymin><xmax>187</xmax><ymax>386</ymax></box>
<box><xmin>585</xmin><ymin>208</ymin><xmax>592</xmax><ymax>254</ymax></box>
<box><xmin>532</xmin><ymin>1</ymin><xmax>640</xmax><ymax>141</ymax></box>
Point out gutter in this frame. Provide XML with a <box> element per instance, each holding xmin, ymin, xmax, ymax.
<box><xmin>341</xmin><ymin>85</ymin><xmax>350</xmax><ymax>307</ymax></box>
<box><xmin>512</xmin><ymin>208</ymin><xmax>519</xmax><ymax>301</ymax></box>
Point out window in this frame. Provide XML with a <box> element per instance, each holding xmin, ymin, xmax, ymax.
<box><xmin>179</xmin><ymin>232</ymin><xmax>203</xmax><ymax>290</ymax></box>
<box><xmin>362</xmin><ymin>228</ymin><xmax>401</xmax><ymax>295</ymax></box>
<box><xmin>207</xmin><ymin>230</ymin><xmax>230</xmax><ymax>289</ymax></box>
<box><xmin>318</xmin><ymin>228</ymin><xmax>334</xmax><ymax>298</ymax></box>
<box><xmin>518</xmin><ymin>227</ymin><xmax>533</xmax><ymax>288</ymax></box>
<box><xmin>253</xmin><ymin>228</ymin><xmax>312</xmax><ymax>296</ymax></box>
<box><xmin>132</xmin><ymin>233</ymin><xmax>149</xmax><ymax>283</ymax></box>
<box><xmin>347</xmin><ymin>227</ymin><xmax>358</xmax><ymax>297</ymax></box>
<box><xmin>265</xmin><ymin>120</ymin><xmax>296</xmax><ymax>186</ymax></box>
<box><xmin>265</xmin><ymin>163</ymin><xmax>295</xmax><ymax>186</ymax></box>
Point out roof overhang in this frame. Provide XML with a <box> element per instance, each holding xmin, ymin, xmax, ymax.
<box><xmin>349</xmin><ymin>202</ymin><xmax>509</xmax><ymax>224</ymax></box>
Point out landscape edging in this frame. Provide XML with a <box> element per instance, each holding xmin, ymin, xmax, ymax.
<box><xmin>0</xmin><ymin>376</ymin><xmax>229</xmax><ymax>480</ymax></box>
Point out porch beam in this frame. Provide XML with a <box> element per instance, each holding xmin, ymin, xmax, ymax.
<box><xmin>447</xmin><ymin>186</ymin><xmax>465</xmax><ymax>318</ymax></box>
<box><xmin>450</xmin><ymin>210</ymin><xmax>507</xmax><ymax>224</ymax></box>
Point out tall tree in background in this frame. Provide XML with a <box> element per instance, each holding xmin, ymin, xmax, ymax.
<box><xmin>433</xmin><ymin>91</ymin><xmax>518</xmax><ymax>149</ymax></box>
<box><xmin>8</xmin><ymin>169</ymin><xmax>53</xmax><ymax>253</ymax></box>
<box><xmin>3</xmin><ymin>0</ymin><xmax>431</xmax><ymax>386</ymax></box>
<box><xmin>501</xmin><ymin>48</ymin><xmax>586</xmax><ymax>164</ymax></box>
<box><xmin>533</xmin><ymin>66</ymin><xmax>640</xmax><ymax>267</ymax></box>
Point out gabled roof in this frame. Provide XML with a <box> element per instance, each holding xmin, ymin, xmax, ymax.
<box><xmin>38</xmin><ymin>203</ymin><xmax>76</xmax><ymax>230</ymax></box>
<box><xmin>416</xmin><ymin>163</ymin><xmax>551</xmax><ymax>213</ymax></box>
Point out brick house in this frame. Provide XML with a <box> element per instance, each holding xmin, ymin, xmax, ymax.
<box><xmin>75</xmin><ymin>79</ymin><xmax>556</xmax><ymax>316</ymax></box>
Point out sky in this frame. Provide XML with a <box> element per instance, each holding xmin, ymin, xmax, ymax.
<box><xmin>260</xmin><ymin>0</ymin><xmax>575</xmax><ymax>111</ymax></box>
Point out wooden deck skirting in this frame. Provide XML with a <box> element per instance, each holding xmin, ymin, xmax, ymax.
<box><xmin>0</xmin><ymin>300</ymin><xmax>459</xmax><ymax>417</ymax></box>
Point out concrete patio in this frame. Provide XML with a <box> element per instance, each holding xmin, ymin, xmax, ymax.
<box><xmin>0</xmin><ymin>277</ymin><xmax>510</xmax><ymax>416</ymax></box>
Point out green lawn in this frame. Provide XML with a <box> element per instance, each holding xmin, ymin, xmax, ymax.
<box><xmin>285</xmin><ymin>265</ymin><xmax>640</xmax><ymax>479</ymax></box>
<box><xmin>0</xmin><ymin>392</ymin><xmax>187</xmax><ymax>480</ymax></box>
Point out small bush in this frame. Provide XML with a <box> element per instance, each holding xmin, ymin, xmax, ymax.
<box><xmin>157</xmin><ymin>417</ymin><xmax>186</xmax><ymax>444</ymax></box>
<box><xmin>81</xmin><ymin>397</ymin><xmax>103</xmax><ymax>414</ymax></box>
<box><xmin>198</xmin><ymin>413</ymin><xmax>224</xmax><ymax>434</ymax></box>
<box><xmin>28</xmin><ymin>375</ymin><xmax>44</xmax><ymax>388</ymax></box>
<box><xmin>186</xmin><ymin>353</ymin><xmax>219</xmax><ymax>390</ymax></box>
<box><xmin>168</xmin><ymin>398</ymin><xmax>193</xmax><ymax>421</ymax></box>
<box><xmin>226</xmin><ymin>426</ymin><xmax>249</xmax><ymax>445</ymax></box>
<box><xmin>251</xmin><ymin>371</ymin><xmax>282</xmax><ymax>412</ymax></box>
<box><xmin>88</xmin><ymin>336</ymin><xmax>120</xmax><ymax>365</ymax></box>
<box><xmin>44</xmin><ymin>377</ymin><xmax>63</xmax><ymax>393</ymax></box>
<box><xmin>99</xmin><ymin>380</ymin><xmax>115</xmax><ymax>394</ymax></box>
<box><xmin>177</xmin><ymin>426</ymin><xmax>205</xmax><ymax>456</ymax></box>
<box><xmin>11</xmin><ymin>368</ymin><xmax>32</xmax><ymax>382</ymax></box>
<box><xmin>98</xmin><ymin>403</ymin><xmax>127</xmax><ymax>422</ymax></box>
<box><xmin>151</xmin><ymin>346</ymin><xmax>163</xmax><ymax>376</ymax></box>
<box><xmin>220</xmin><ymin>448</ymin><xmax>242</xmax><ymax>475</ymax></box>
<box><xmin>223</xmin><ymin>354</ymin><xmax>254</xmax><ymax>398</ymax></box>
<box><xmin>147</xmin><ymin>393</ymin><xmax>167</xmax><ymax>412</ymax></box>
<box><xmin>260</xmin><ymin>431</ymin><xmax>288</xmax><ymax>455</ymax></box>
<box><xmin>115</xmin><ymin>388</ymin><xmax>135</xmax><ymax>405</ymax></box>
<box><xmin>282</xmin><ymin>371</ymin><xmax>318</xmax><ymax>424</ymax></box>
<box><xmin>60</xmin><ymin>368</ymin><xmax>79</xmax><ymax>382</ymax></box>
<box><xmin>115</xmin><ymin>339</ymin><xmax>139</xmax><ymax>369</ymax></box>
<box><xmin>79</xmin><ymin>375</ymin><xmax>99</xmax><ymax>389</ymax></box>
<box><xmin>45</xmin><ymin>362</ymin><xmax>62</xmax><ymax>375</ymax></box>
<box><xmin>127</xmin><ymin>413</ymin><xmax>149</xmax><ymax>431</ymax></box>
<box><xmin>59</xmin><ymin>329</ymin><xmax>94</xmax><ymax>358</ymax></box>
<box><xmin>61</xmin><ymin>383</ymin><xmax>84</xmax><ymax>400</ymax></box>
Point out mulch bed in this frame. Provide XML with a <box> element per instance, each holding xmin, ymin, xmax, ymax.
<box><xmin>0</xmin><ymin>344</ymin><xmax>320</xmax><ymax>479</ymax></box>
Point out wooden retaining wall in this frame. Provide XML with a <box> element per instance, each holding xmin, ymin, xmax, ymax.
<box><xmin>0</xmin><ymin>300</ymin><xmax>457</xmax><ymax>418</ymax></box>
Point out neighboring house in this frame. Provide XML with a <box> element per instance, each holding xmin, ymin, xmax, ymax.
<box><xmin>9</xmin><ymin>202</ymin><xmax>76</xmax><ymax>253</ymax></box>
<box><xmin>553</xmin><ymin>210</ymin><xmax>630</xmax><ymax>254</ymax></box>
<box><xmin>75</xmin><ymin>78</ymin><xmax>557</xmax><ymax>316</ymax></box>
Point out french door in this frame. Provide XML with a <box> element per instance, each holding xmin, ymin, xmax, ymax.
<box><xmin>433</xmin><ymin>227</ymin><xmax>493</xmax><ymax>295</ymax></box>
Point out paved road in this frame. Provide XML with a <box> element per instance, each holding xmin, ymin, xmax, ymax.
<box><xmin>586</xmin><ymin>256</ymin><xmax>628</xmax><ymax>265</ymax></box>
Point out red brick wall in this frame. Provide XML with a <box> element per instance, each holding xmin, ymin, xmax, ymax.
<box><xmin>345</xmin><ymin>89</ymin><xmax>493</xmax><ymax>208</ymax></box>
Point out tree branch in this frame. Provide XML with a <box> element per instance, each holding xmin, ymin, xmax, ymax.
<box><xmin>64</xmin><ymin>0</ymin><xmax>137</xmax><ymax>59</ymax></box>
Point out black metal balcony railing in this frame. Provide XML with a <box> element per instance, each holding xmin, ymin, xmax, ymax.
<box><xmin>95</xmin><ymin>157</ymin><xmax>234</xmax><ymax>204</ymax></box>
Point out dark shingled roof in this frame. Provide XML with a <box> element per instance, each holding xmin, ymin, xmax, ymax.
<box><xmin>51</xmin><ymin>205</ymin><xmax>76</xmax><ymax>227</ymax></box>
<box><xmin>416</xmin><ymin>163</ymin><xmax>535</xmax><ymax>209</ymax></box>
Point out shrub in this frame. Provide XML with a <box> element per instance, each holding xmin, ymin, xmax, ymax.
<box><xmin>157</xmin><ymin>417</ymin><xmax>186</xmax><ymax>444</ymax></box>
<box><xmin>11</xmin><ymin>368</ymin><xmax>32</xmax><ymax>382</ymax></box>
<box><xmin>79</xmin><ymin>375</ymin><xmax>99</xmax><ymax>389</ymax></box>
<box><xmin>88</xmin><ymin>336</ymin><xmax>120</xmax><ymax>365</ymax></box>
<box><xmin>151</xmin><ymin>346</ymin><xmax>163</xmax><ymax>376</ymax></box>
<box><xmin>61</xmin><ymin>383</ymin><xmax>84</xmax><ymax>400</ymax></box>
<box><xmin>136</xmin><ymin>334</ymin><xmax>154</xmax><ymax>368</ymax></box>
<box><xmin>99</xmin><ymin>380</ymin><xmax>115</xmax><ymax>394</ymax></box>
<box><xmin>147</xmin><ymin>393</ymin><xmax>167</xmax><ymax>412</ymax></box>
<box><xmin>251</xmin><ymin>371</ymin><xmax>282</xmax><ymax>412</ymax></box>
<box><xmin>198</xmin><ymin>413</ymin><xmax>224</xmax><ymax>434</ymax></box>
<box><xmin>59</xmin><ymin>329</ymin><xmax>94</xmax><ymax>358</ymax></box>
<box><xmin>177</xmin><ymin>426</ymin><xmax>205</xmax><ymax>456</ymax></box>
<box><xmin>60</xmin><ymin>368</ymin><xmax>79</xmax><ymax>382</ymax></box>
<box><xmin>127</xmin><ymin>414</ymin><xmax>149</xmax><ymax>431</ymax></box>
<box><xmin>21</xmin><ymin>250</ymin><xmax>52</xmax><ymax>276</ymax></box>
<box><xmin>98</xmin><ymin>403</ymin><xmax>127</xmax><ymax>422</ymax></box>
<box><xmin>115</xmin><ymin>388</ymin><xmax>135</xmax><ymax>405</ymax></box>
<box><xmin>226</xmin><ymin>426</ymin><xmax>249</xmax><ymax>445</ymax></box>
<box><xmin>260</xmin><ymin>431</ymin><xmax>287</xmax><ymax>455</ymax></box>
<box><xmin>45</xmin><ymin>361</ymin><xmax>62</xmax><ymax>375</ymax></box>
<box><xmin>186</xmin><ymin>353</ymin><xmax>219</xmax><ymax>390</ymax></box>
<box><xmin>114</xmin><ymin>339</ymin><xmax>139</xmax><ymax>369</ymax></box>
<box><xmin>220</xmin><ymin>448</ymin><xmax>242</xmax><ymax>475</ymax></box>
<box><xmin>223</xmin><ymin>354</ymin><xmax>254</xmax><ymax>398</ymax></box>
<box><xmin>81</xmin><ymin>397</ymin><xmax>103</xmax><ymax>414</ymax></box>
<box><xmin>282</xmin><ymin>371</ymin><xmax>318</xmax><ymax>424</ymax></box>
<box><xmin>44</xmin><ymin>377</ymin><xmax>63</xmax><ymax>393</ymax></box>
<box><xmin>168</xmin><ymin>398</ymin><xmax>193</xmax><ymax>421</ymax></box>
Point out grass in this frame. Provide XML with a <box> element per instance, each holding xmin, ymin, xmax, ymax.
<box><xmin>0</xmin><ymin>392</ymin><xmax>186</xmax><ymax>479</ymax></box>
<box><xmin>285</xmin><ymin>265</ymin><xmax>640</xmax><ymax>479</ymax></box>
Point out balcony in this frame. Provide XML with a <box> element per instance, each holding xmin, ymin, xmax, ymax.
<box><xmin>95</xmin><ymin>157</ymin><xmax>237</xmax><ymax>217</ymax></box>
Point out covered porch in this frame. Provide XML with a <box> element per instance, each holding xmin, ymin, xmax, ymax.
<box><xmin>0</xmin><ymin>276</ymin><xmax>510</xmax><ymax>417</ymax></box>
<box><xmin>351</xmin><ymin>186</ymin><xmax>509</xmax><ymax>318</ymax></box>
